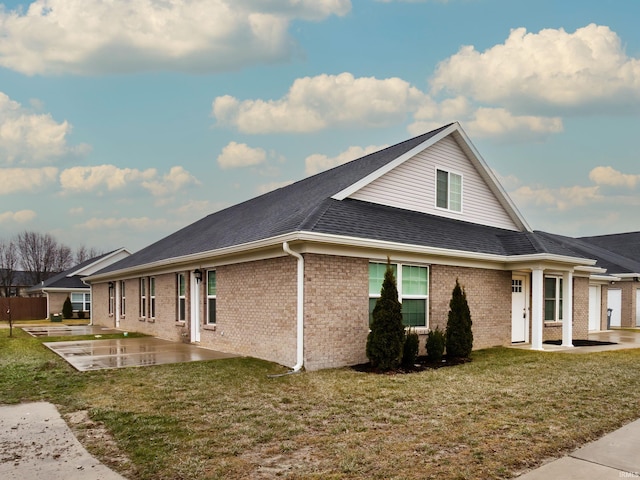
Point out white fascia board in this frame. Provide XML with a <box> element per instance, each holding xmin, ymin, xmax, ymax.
<box><xmin>612</xmin><ymin>273</ymin><xmax>640</xmax><ymax>279</ymax></box>
<box><xmin>85</xmin><ymin>230</ymin><xmax>597</xmax><ymax>282</ymax></box>
<box><xmin>590</xmin><ymin>274</ymin><xmax>622</xmax><ymax>282</ymax></box>
<box><xmin>71</xmin><ymin>247</ymin><xmax>131</xmax><ymax>277</ymax></box>
<box><xmin>295</xmin><ymin>231</ymin><xmax>596</xmax><ymax>268</ymax></box>
<box><xmin>575</xmin><ymin>265</ymin><xmax>608</xmax><ymax>274</ymax></box>
<box><xmin>84</xmin><ymin>233</ymin><xmax>300</xmax><ymax>282</ymax></box>
<box><xmin>331</xmin><ymin>123</ymin><xmax>459</xmax><ymax>201</ymax></box>
<box><xmin>452</xmin><ymin>126</ymin><xmax>532</xmax><ymax>232</ymax></box>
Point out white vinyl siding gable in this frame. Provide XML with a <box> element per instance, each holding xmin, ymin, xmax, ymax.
<box><xmin>348</xmin><ymin>135</ymin><xmax>519</xmax><ymax>231</ymax></box>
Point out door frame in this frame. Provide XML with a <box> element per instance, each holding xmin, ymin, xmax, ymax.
<box><xmin>511</xmin><ymin>273</ymin><xmax>529</xmax><ymax>343</ymax></box>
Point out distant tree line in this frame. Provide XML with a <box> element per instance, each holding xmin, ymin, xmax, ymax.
<box><xmin>0</xmin><ymin>231</ymin><xmax>103</xmax><ymax>296</ymax></box>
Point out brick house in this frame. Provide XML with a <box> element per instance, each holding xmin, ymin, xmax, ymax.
<box><xmin>86</xmin><ymin>123</ymin><xmax>636</xmax><ymax>371</ymax></box>
<box><xmin>28</xmin><ymin>248</ymin><xmax>130</xmax><ymax>319</ymax></box>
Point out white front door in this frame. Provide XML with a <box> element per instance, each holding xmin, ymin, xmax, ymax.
<box><xmin>190</xmin><ymin>272</ymin><xmax>201</xmax><ymax>343</ymax></box>
<box><xmin>588</xmin><ymin>285</ymin><xmax>601</xmax><ymax>331</ymax></box>
<box><xmin>608</xmin><ymin>289</ymin><xmax>622</xmax><ymax>328</ymax></box>
<box><xmin>512</xmin><ymin>275</ymin><xmax>527</xmax><ymax>343</ymax></box>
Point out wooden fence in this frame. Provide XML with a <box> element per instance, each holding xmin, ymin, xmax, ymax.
<box><xmin>0</xmin><ymin>297</ymin><xmax>47</xmax><ymax>321</ymax></box>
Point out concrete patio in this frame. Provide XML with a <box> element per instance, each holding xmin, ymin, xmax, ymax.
<box><xmin>43</xmin><ymin>336</ymin><xmax>238</xmax><ymax>371</ymax></box>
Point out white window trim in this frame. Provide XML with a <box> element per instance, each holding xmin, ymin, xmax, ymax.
<box><xmin>177</xmin><ymin>273</ymin><xmax>186</xmax><ymax>323</ymax></box>
<box><xmin>206</xmin><ymin>270</ymin><xmax>216</xmax><ymax>325</ymax></box>
<box><xmin>149</xmin><ymin>277</ymin><xmax>156</xmax><ymax>320</ymax></box>
<box><xmin>544</xmin><ymin>275</ymin><xmax>563</xmax><ymax>323</ymax></box>
<box><xmin>435</xmin><ymin>167</ymin><xmax>463</xmax><ymax>213</ymax></box>
<box><xmin>71</xmin><ymin>292</ymin><xmax>91</xmax><ymax>312</ymax></box>
<box><xmin>120</xmin><ymin>280</ymin><xmax>126</xmax><ymax>317</ymax></box>
<box><xmin>140</xmin><ymin>277</ymin><xmax>147</xmax><ymax>319</ymax></box>
<box><xmin>369</xmin><ymin>262</ymin><xmax>430</xmax><ymax>329</ymax></box>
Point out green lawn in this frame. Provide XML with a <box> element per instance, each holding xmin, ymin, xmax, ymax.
<box><xmin>2</xmin><ymin>327</ymin><xmax>640</xmax><ymax>479</ymax></box>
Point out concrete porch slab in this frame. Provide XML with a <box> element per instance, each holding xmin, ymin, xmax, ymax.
<box><xmin>44</xmin><ymin>337</ymin><xmax>238</xmax><ymax>371</ymax></box>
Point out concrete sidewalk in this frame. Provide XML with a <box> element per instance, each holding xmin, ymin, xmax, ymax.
<box><xmin>0</xmin><ymin>402</ymin><xmax>126</xmax><ymax>480</ymax></box>
<box><xmin>518</xmin><ymin>418</ymin><xmax>640</xmax><ymax>479</ymax></box>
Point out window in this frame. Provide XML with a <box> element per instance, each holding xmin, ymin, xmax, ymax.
<box><xmin>177</xmin><ymin>273</ymin><xmax>186</xmax><ymax>322</ymax></box>
<box><xmin>149</xmin><ymin>277</ymin><xmax>156</xmax><ymax>319</ymax></box>
<box><xmin>436</xmin><ymin>169</ymin><xmax>462</xmax><ymax>212</ymax></box>
<box><xmin>140</xmin><ymin>278</ymin><xmax>147</xmax><ymax>318</ymax></box>
<box><xmin>544</xmin><ymin>276</ymin><xmax>563</xmax><ymax>322</ymax></box>
<box><xmin>108</xmin><ymin>283</ymin><xmax>114</xmax><ymax>315</ymax></box>
<box><xmin>207</xmin><ymin>270</ymin><xmax>216</xmax><ymax>324</ymax></box>
<box><xmin>71</xmin><ymin>292</ymin><xmax>91</xmax><ymax>312</ymax></box>
<box><xmin>369</xmin><ymin>262</ymin><xmax>429</xmax><ymax>327</ymax></box>
<box><xmin>512</xmin><ymin>279</ymin><xmax>523</xmax><ymax>293</ymax></box>
<box><xmin>120</xmin><ymin>281</ymin><xmax>126</xmax><ymax>316</ymax></box>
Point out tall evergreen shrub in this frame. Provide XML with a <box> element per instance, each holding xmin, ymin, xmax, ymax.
<box><xmin>366</xmin><ymin>261</ymin><xmax>405</xmax><ymax>371</ymax></box>
<box><xmin>445</xmin><ymin>279</ymin><xmax>473</xmax><ymax>359</ymax></box>
<box><xmin>62</xmin><ymin>296</ymin><xmax>73</xmax><ymax>319</ymax></box>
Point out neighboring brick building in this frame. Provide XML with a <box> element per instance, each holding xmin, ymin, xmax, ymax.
<box><xmin>28</xmin><ymin>249</ymin><xmax>130</xmax><ymax>319</ymax></box>
<box><xmin>86</xmin><ymin>123</ymin><xmax>638</xmax><ymax>371</ymax></box>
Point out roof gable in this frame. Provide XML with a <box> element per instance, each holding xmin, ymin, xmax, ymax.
<box><xmin>334</xmin><ymin>123</ymin><xmax>529</xmax><ymax>232</ymax></box>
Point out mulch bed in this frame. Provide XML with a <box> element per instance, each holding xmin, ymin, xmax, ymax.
<box><xmin>543</xmin><ymin>339</ymin><xmax>617</xmax><ymax>346</ymax></box>
<box><xmin>352</xmin><ymin>355</ymin><xmax>471</xmax><ymax>374</ymax></box>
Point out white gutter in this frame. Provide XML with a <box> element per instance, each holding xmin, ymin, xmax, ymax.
<box><xmin>283</xmin><ymin>241</ymin><xmax>304</xmax><ymax>372</ymax></box>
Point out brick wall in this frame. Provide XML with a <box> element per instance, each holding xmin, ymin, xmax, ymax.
<box><xmin>303</xmin><ymin>254</ymin><xmax>369</xmax><ymax>371</ymax></box>
<box><xmin>429</xmin><ymin>265</ymin><xmax>512</xmax><ymax>350</ymax></box>
<box><xmin>92</xmin><ymin>283</ymin><xmax>111</xmax><ymax>327</ymax></box>
<box><xmin>198</xmin><ymin>257</ymin><xmax>298</xmax><ymax>368</ymax></box>
<box><xmin>542</xmin><ymin>276</ymin><xmax>590</xmax><ymax>341</ymax></box>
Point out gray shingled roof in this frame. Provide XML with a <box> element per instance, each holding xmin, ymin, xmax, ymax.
<box><xmin>535</xmin><ymin>231</ymin><xmax>640</xmax><ymax>274</ymax></box>
<box><xmin>579</xmin><ymin>232</ymin><xmax>640</xmax><ymax>264</ymax></box>
<box><xmin>94</xmin><ymin>124</ymin><xmax>611</xmax><ymax>277</ymax></box>
<box><xmin>27</xmin><ymin>251</ymin><xmax>116</xmax><ymax>292</ymax></box>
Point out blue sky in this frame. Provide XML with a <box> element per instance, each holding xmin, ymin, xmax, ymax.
<box><xmin>1</xmin><ymin>0</ymin><xmax>640</xmax><ymax>253</ymax></box>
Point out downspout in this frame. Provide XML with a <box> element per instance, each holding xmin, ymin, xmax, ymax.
<box><xmin>283</xmin><ymin>241</ymin><xmax>304</xmax><ymax>373</ymax></box>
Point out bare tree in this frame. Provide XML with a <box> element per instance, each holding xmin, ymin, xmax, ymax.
<box><xmin>0</xmin><ymin>239</ymin><xmax>18</xmax><ymax>297</ymax></box>
<box><xmin>75</xmin><ymin>245</ymin><xmax>103</xmax><ymax>264</ymax></box>
<box><xmin>16</xmin><ymin>231</ymin><xmax>73</xmax><ymax>284</ymax></box>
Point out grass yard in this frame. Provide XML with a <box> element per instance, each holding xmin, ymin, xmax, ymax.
<box><xmin>2</xmin><ymin>327</ymin><xmax>640</xmax><ymax>479</ymax></box>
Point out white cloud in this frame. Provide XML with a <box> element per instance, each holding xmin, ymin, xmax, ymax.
<box><xmin>305</xmin><ymin>144</ymin><xmax>387</xmax><ymax>175</ymax></box>
<box><xmin>59</xmin><ymin>164</ymin><xmax>198</xmax><ymax>197</ymax></box>
<box><xmin>213</xmin><ymin>72</ymin><xmax>426</xmax><ymax>133</ymax></box>
<box><xmin>217</xmin><ymin>141</ymin><xmax>267</xmax><ymax>169</ymax></box>
<box><xmin>141</xmin><ymin>166</ymin><xmax>200</xmax><ymax>196</ymax></box>
<box><xmin>431</xmin><ymin>24</ymin><xmax>640</xmax><ymax>112</ymax></box>
<box><xmin>0</xmin><ymin>167</ymin><xmax>58</xmax><ymax>194</ymax></box>
<box><xmin>464</xmin><ymin>108</ymin><xmax>563</xmax><ymax>140</ymax></box>
<box><xmin>60</xmin><ymin>164</ymin><xmax>156</xmax><ymax>193</ymax></box>
<box><xmin>589</xmin><ymin>166</ymin><xmax>640</xmax><ymax>189</ymax></box>
<box><xmin>0</xmin><ymin>209</ymin><xmax>37</xmax><ymax>224</ymax></box>
<box><xmin>0</xmin><ymin>92</ymin><xmax>87</xmax><ymax>165</ymax></box>
<box><xmin>510</xmin><ymin>185</ymin><xmax>602</xmax><ymax>211</ymax></box>
<box><xmin>0</xmin><ymin>0</ymin><xmax>350</xmax><ymax>75</ymax></box>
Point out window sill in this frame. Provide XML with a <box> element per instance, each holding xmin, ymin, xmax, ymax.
<box><xmin>147</xmin><ymin>318</ymin><xmax>155</xmax><ymax>323</ymax></box>
<box><xmin>544</xmin><ymin>321</ymin><xmax>563</xmax><ymax>326</ymax></box>
<box><xmin>175</xmin><ymin>321</ymin><xmax>186</xmax><ymax>327</ymax></box>
<box><xmin>139</xmin><ymin>317</ymin><xmax>146</xmax><ymax>322</ymax></box>
<box><xmin>203</xmin><ymin>324</ymin><xmax>216</xmax><ymax>331</ymax></box>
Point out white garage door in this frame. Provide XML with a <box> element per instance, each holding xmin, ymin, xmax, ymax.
<box><xmin>608</xmin><ymin>289</ymin><xmax>622</xmax><ymax>328</ymax></box>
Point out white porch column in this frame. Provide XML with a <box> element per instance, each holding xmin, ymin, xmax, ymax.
<box><xmin>531</xmin><ymin>267</ymin><xmax>544</xmax><ymax>350</ymax></box>
<box><xmin>562</xmin><ymin>271</ymin><xmax>573</xmax><ymax>347</ymax></box>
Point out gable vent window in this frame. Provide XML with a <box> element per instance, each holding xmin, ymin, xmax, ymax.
<box><xmin>436</xmin><ymin>169</ymin><xmax>462</xmax><ymax>212</ymax></box>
